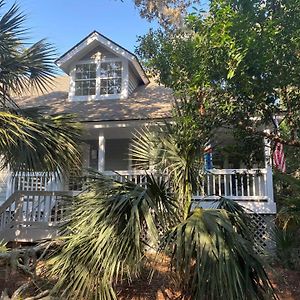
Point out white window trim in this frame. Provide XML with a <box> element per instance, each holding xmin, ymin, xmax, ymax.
<box><xmin>69</xmin><ymin>57</ymin><xmax>129</xmax><ymax>101</ymax></box>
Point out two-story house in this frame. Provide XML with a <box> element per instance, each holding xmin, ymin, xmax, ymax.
<box><xmin>0</xmin><ymin>31</ymin><xmax>276</xmax><ymax>243</ymax></box>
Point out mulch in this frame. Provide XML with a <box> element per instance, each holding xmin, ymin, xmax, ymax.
<box><xmin>0</xmin><ymin>257</ymin><xmax>299</xmax><ymax>299</ymax></box>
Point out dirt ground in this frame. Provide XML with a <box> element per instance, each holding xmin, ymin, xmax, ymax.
<box><xmin>0</xmin><ymin>259</ymin><xmax>299</xmax><ymax>299</ymax></box>
<box><xmin>268</xmin><ymin>266</ymin><xmax>300</xmax><ymax>300</ymax></box>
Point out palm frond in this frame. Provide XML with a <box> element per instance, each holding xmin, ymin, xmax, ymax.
<box><xmin>0</xmin><ymin>108</ymin><xmax>82</xmax><ymax>176</ymax></box>
<box><xmin>0</xmin><ymin>239</ymin><xmax>7</xmax><ymax>253</ymax></box>
<box><xmin>48</xmin><ymin>172</ymin><xmax>176</xmax><ymax>300</ymax></box>
<box><xmin>0</xmin><ymin>0</ymin><xmax>26</xmax><ymax>54</ymax></box>
<box><xmin>0</xmin><ymin>1</ymin><xmax>56</xmax><ymax>105</ymax></box>
<box><xmin>10</xmin><ymin>39</ymin><xmax>57</xmax><ymax>95</ymax></box>
<box><xmin>216</xmin><ymin>197</ymin><xmax>255</xmax><ymax>238</ymax></box>
<box><xmin>162</xmin><ymin>208</ymin><xmax>277</xmax><ymax>299</ymax></box>
<box><xmin>131</xmin><ymin>122</ymin><xmax>203</xmax><ymax>218</ymax></box>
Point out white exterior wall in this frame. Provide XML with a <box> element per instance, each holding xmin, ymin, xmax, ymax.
<box><xmin>128</xmin><ymin>66</ymin><xmax>140</xmax><ymax>94</ymax></box>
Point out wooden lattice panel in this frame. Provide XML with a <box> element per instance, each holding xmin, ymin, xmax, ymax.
<box><xmin>250</xmin><ymin>214</ymin><xmax>274</xmax><ymax>253</ymax></box>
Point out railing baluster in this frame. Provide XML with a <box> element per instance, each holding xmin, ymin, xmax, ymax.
<box><xmin>212</xmin><ymin>174</ymin><xmax>216</xmax><ymax>196</ymax></box>
<box><xmin>252</xmin><ymin>174</ymin><xmax>255</xmax><ymax>197</ymax></box>
<box><xmin>246</xmin><ymin>174</ymin><xmax>250</xmax><ymax>197</ymax></box>
<box><xmin>218</xmin><ymin>174</ymin><xmax>221</xmax><ymax>196</ymax></box>
<box><xmin>54</xmin><ymin>195</ymin><xmax>59</xmax><ymax>223</ymax></box>
<box><xmin>224</xmin><ymin>174</ymin><xmax>227</xmax><ymax>197</ymax></box>
<box><xmin>258</xmin><ymin>175</ymin><xmax>262</xmax><ymax>196</ymax></box>
<box><xmin>207</xmin><ymin>174</ymin><xmax>211</xmax><ymax>196</ymax></box>
<box><xmin>229</xmin><ymin>174</ymin><xmax>233</xmax><ymax>197</ymax></box>
<box><xmin>264</xmin><ymin>172</ymin><xmax>267</xmax><ymax>196</ymax></box>
<box><xmin>235</xmin><ymin>174</ymin><xmax>239</xmax><ymax>196</ymax></box>
<box><xmin>48</xmin><ymin>194</ymin><xmax>53</xmax><ymax>223</ymax></box>
<box><xmin>241</xmin><ymin>175</ymin><xmax>244</xmax><ymax>197</ymax></box>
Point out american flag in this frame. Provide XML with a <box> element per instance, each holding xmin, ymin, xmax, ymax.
<box><xmin>273</xmin><ymin>142</ymin><xmax>286</xmax><ymax>172</ymax></box>
<box><xmin>204</xmin><ymin>144</ymin><xmax>213</xmax><ymax>170</ymax></box>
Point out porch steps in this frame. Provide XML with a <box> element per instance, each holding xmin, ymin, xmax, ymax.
<box><xmin>0</xmin><ymin>191</ymin><xmax>77</xmax><ymax>243</ymax></box>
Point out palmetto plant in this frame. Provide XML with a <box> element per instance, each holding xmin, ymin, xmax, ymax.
<box><xmin>0</xmin><ymin>0</ymin><xmax>81</xmax><ymax>174</ymax></box>
<box><xmin>48</xmin><ymin>105</ymin><xmax>277</xmax><ymax>299</ymax></box>
<box><xmin>163</xmin><ymin>207</ymin><xmax>274</xmax><ymax>299</ymax></box>
<box><xmin>48</xmin><ymin>172</ymin><xmax>178</xmax><ymax>299</ymax></box>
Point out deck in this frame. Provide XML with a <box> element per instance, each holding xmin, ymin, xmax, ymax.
<box><xmin>0</xmin><ymin>168</ymin><xmax>276</xmax><ymax>242</ymax></box>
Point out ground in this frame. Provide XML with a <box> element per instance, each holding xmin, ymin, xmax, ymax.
<box><xmin>1</xmin><ymin>259</ymin><xmax>300</xmax><ymax>300</ymax></box>
<box><xmin>268</xmin><ymin>266</ymin><xmax>300</xmax><ymax>300</ymax></box>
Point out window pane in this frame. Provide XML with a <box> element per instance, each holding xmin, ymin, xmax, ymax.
<box><xmin>100</xmin><ymin>62</ymin><xmax>122</xmax><ymax>95</ymax></box>
<box><xmin>100</xmin><ymin>62</ymin><xmax>122</xmax><ymax>78</ymax></box>
<box><xmin>106</xmin><ymin>78</ymin><xmax>121</xmax><ymax>95</ymax></box>
<box><xmin>75</xmin><ymin>64</ymin><xmax>96</xmax><ymax>80</ymax></box>
<box><xmin>75</xmin><ymin>81</ymin><xmax>82</xmax><ymax>96</ymax></box>
<box><xmin>75</xmin><ymin>79</ymin><xmax>96</xmax><ymax>96</ymax></box>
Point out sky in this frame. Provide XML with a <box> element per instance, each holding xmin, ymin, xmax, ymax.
<box><xmin>5</xmin><ymin>0</ymin><xmax>158</xmax><ymax>58</ymax></box>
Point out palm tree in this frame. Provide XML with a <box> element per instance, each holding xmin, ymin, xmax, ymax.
<box><xmin>0</xmin><ymin>0</ymin><xmax>81</xmax><ymax>175</ymax></box>
<box><xmin>48</xmin><ymin>102</ymin><xmax>277</xmax><ymax>299</ymax></box>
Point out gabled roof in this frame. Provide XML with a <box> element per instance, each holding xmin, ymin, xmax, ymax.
<box><xmin>55</xmin><ymin>31</ymin><xmax>149</xmax><ymax>85</ymax></box>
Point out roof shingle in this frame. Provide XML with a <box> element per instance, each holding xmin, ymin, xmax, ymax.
<box><xmin>16</xmin><ymin>76</ymin><xmax>173</xmax><ymax>122</ymax></box>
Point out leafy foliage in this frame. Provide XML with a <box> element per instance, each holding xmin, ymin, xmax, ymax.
<box><xmin>49</xmin><ymin>171</ymin><xmax>277</xmax><ymax>299</ymax></box>
<box><xmin>0</xmin><ymin>0</ymin><xmax>56</xmax><ymax>103</ymax></box>
<box><xmin>137</xmin><ymin>0</ymin><xmax>300</xmax><ymax>149</ymax></box>
<box><xmin>130</xmin><ymin>0</ymin><xmax>201</xmax><ymax>28</ymax></box>
<box><xmin>0</xmin><ymin>108</ymin><xmax>82</xmax><ymax>174</ymax></box>
<box><xmin>273</xmin><ymin>172</ymin><xmax>300</xmax><ymax>268</ymax></box>
<box><xmin>163</xmin><ymin>207</ymin><xmax>276</xmax><ymax>299</ymax></box>
<box><xmin>49</xmin><ymin>110</ymin><xmax>277</xmax><ymax>298</ymax></box>
<box><xmin>0</xmin><ymin>1</ymin><xmax>81</xmax><ymax>175</ymax></box>
<box><xmin>48</xmin><ymin>172</ymin><xmax>178</xmax><ymax>300</ymax></box>
<box><xmin>0</xmin><ymin>240</ymin><xmax>7</xmax><ymax>253</ymax></box>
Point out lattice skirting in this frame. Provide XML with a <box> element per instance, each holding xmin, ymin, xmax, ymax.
<box><xmin>250</xmin><ymin>214</ymin><xmax>276</xmax><ymax>253</ymax></box>
<box><xmin>141</xmin><ymin>212</ymin><xmax>277</xmax><ymax>254</ymax></box>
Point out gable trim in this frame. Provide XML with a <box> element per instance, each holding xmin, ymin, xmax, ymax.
<box><xmin>55</xmin><ymin>31</ymin><xmax>149</xmax><ymax>85</ymax></box>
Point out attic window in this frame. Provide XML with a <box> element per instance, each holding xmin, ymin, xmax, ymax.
<box><xmin>75</xmin><ymin>64</ymin><xmax>96</xmax><ymax>96</ymax></box>
<box><xmin>100</xmin><ymin>62</ymin><xmax>122</xmax><ymax>95</ymax></box>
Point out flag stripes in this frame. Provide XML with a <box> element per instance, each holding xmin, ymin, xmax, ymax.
<box><xmin>273</xmin><ymin>142</ymin><xmax>286</xmax><ymax>173</ymax></box>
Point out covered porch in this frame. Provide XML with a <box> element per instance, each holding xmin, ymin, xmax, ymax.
<box><xmin>0</xmin><ymin>121</ymin><xmax>276</xmax><ymax>242</ymax></box>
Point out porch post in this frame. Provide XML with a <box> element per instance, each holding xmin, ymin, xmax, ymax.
<box><xmin>98</xmin><ymin>130</ymin><xmax>105</xmax><ymax>172</ymax></box>
<box><xmin>264</xmin><ymin>132</ymin><xmax>275</xmax><ymax>203</ymax></box>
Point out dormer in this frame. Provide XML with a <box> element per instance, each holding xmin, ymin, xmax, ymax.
<box><xmin>55</xmin><ymin>31</ymin><xmax>149</xmax><ymax>101</ymax></box>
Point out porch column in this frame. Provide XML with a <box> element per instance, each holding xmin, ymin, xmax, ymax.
<box><xmin>263</xmin><ymin>132</ymin><xmax>272</xmax><ymax>168</ymax></box>
<box><xmin>264</xmin><ymin>133</ymin><xmax>275</xmax><ymax>204</ymax></box>
<box><xmin>98</xmin><ymin>130</ymin><xmax>105</xmax><ymax>172</ymax></box>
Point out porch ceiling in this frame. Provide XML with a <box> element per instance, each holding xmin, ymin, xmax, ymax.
<box><xmin>83</xmin><ymin>126</ymin><xmax>135</xmax><ymax>139</ymax></box>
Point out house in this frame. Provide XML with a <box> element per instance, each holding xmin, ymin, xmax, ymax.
<box><xmin>0</xmin><ymin>31</ymin><xmax>276</xmax><ymax>243</ymax></box>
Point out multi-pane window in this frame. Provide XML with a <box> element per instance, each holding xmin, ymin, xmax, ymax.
<box><xmin>75</xmin><ymin>64</ymin><xmax>96</xmax><ymax>96</ymax></box>
<box><xmin>100</xmin><ymin>62</ymin><xmax>122</xmax><ymax>95</ymax></box>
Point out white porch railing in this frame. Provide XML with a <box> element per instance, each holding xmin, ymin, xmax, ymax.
<box><xmin>6</xmin><ymin>172</ymin><xmax>62</xmax><ymax>199</ymax></box>
<box><xmin>194</xmin><ymin>168</ymin><xmax>269</xmax><ymax>201</ymax></box>
<box><xmin>0</xmin><ymin>191</ymin><xmax>75</xmax><ymax>242</ymax></box>
<box><xmin>0</xmin><ymin>168</ymin><xmax>275</xmax><ymax>242</ymax></box>
<box><xmin>105</xmin><ymin>168</ymin><xmax>271</xmax><ymax>200</ymax></box>
<box><xmin>104</xmin><ymin>170</ymin><xmax>150</xmax><ymax>186</ymax></box>
<box><xmin>104</xmin><ymin>168</ymin><xmax>276</xmax><ymax>214</ymax></box>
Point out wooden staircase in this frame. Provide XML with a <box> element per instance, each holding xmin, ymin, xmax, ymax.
<box><xmin>0</xmin><ymin>190</ymin><xmax>76</xmax><ymax>242</ymax></box>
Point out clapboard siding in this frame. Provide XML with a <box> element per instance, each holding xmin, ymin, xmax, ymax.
<box><xmin>128</xmin><ymin>66</ymin><xmax>140</xmax><ymax>95</ymax></box>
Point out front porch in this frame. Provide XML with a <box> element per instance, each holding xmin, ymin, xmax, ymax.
<box><xmin>0</xmin><ymin>167</ymin><xmax>275</xmax><ymax>242</ymax></box>
<box><xmin>0</xmin><ymin>121</ymin><xmax>276</xmax><ymax>242</ymax></box>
